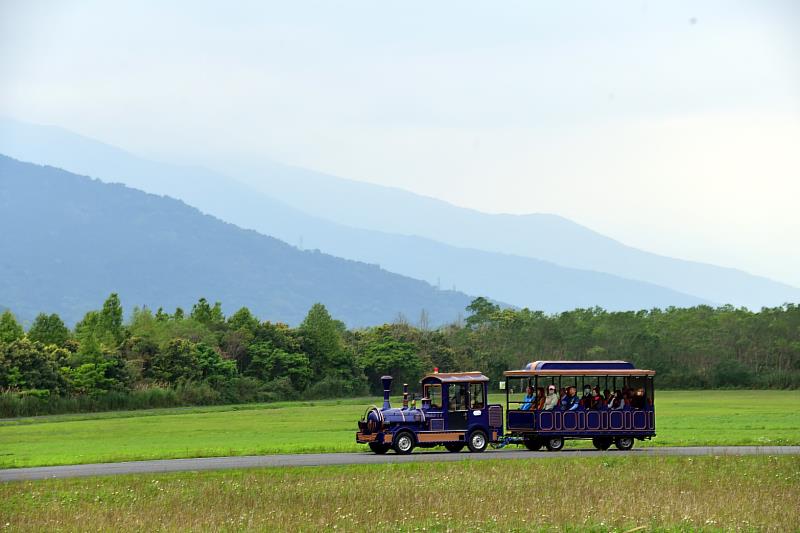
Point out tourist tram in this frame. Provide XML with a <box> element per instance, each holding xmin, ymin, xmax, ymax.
<box><xmin>355</xmin><ymin>360</ymin><xmax>655</xmax><ymax>454</ymax></box>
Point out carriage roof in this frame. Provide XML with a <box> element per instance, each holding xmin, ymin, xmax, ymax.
<box><xmin>503</xmin><ymin>360</ymin><xmax>656</xmax><ymax>377</ymax></box>
<box><xmin>420</xmin><ymin>371</ymin><xmax>489</xmax><ymax>384</ymax></box>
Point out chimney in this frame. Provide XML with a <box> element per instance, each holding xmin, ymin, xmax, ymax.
<box><xmin>381</xmin><ymin>375</ymin><xmax>393</xmax><ymax>409</ymax></box>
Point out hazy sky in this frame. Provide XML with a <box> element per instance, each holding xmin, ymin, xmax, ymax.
<box><xmin>2</xmin><ymin>1</ymin><xmax>799</xmax><ymax>286</ymax></box>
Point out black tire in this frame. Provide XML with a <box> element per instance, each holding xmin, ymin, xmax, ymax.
<box><xmin>523</xmin><ymin>436</ymin><xmax>543</xmax><ymax>451</ymax></box>
<box><xmin>545</xmin><ymin>437</ymin><xmax>564</xmax><ymax>451</ymax></box>
<box><xmin>444</xmin><ymin>443</ymin><xmax>465</xmax><ymax>453</ymax></box>
<box><xmin>393</xmin><ymin>431</ymin><xmax>415</xmax><ymax>455</ymax></box>
<box><xmin>467</xmin><ymin>430</ymin><xmax>488</xmax><ymax>453</ymax></box>
<box><xmin>592</xmin><ymin>437</ymin><xmax>612</xmax><ymax>450</ymax></box>
<box><xmin>369</xmin><ymin>442</ymin><xmax>389</xmax><ymax>454</ymax></box>
<box><xmin>614</xmin><ymin>436</ymin><xmax>634</xmax><ymax>450</ymax></box>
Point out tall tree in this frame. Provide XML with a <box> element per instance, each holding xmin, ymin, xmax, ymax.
<box><xmin>28</xmin><ymin>313</ymin><xmax>70</xmax><ymax>347</ymax></box>
<box><xmin>0</xmin><ymin>310</ymin><xmax>24</xmax><ymax>344</ymax></box>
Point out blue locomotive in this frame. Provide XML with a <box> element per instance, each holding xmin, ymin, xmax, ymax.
<box><xmin>357</xmin><ymin>361</ymin><xmax>656</xmax><ymax>454</ymax></box>
<box><xmin>356</xmin><ymin>371</ymin><xmax>504</xmax><ymax>454</ymax></box>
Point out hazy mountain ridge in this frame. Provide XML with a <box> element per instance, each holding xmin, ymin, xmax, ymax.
<box><xmin>225</xmin><ymin>159</ymin><xmax>800</xmax><ymax>309</ymax></box>
<box><xmin>0</xmin><ymin>118</ymin><xmax>717</xmax><ymax>311</ymax></box>
<box><xmin>0</xmin><ymin>155</ymin><xmax>474</xmax><ymax>326</ymax></box>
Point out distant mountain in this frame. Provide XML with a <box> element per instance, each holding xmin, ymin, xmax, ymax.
<box><xmin>0</xmin><ymin>118</ymin><xmax>712</xmax><ymax>311</ymax></box>
<box><xmin>0</xmin><ymin>155</ymin><xmax>474</xmax><ymax>327</ymax></box>
<box><xmin>215</xmin><ymin>159</ymin><xmax>800</xmax><ymax>310</ymax></box>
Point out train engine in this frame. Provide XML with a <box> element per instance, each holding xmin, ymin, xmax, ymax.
<box><xmin>356</xmin><ymin>371</ymin><xmax>503</xmax><ymax>454</ymax></box>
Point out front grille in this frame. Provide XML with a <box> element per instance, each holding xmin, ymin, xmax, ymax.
<box><xmin>488</xmin><ymin>405</ymin><xmax>503</xmax><ymax>427</ymax></box>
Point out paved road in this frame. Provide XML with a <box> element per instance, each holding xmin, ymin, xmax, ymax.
<box><xmin>2</xmin><ymin>446</ymin><xmax>798</xmax><ymax>482</ymax></box>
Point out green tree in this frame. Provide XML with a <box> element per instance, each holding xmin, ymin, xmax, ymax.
<box><xmin>0</xmin><ymin>338</ymin><xmax>67</xmax><ymax>392</ymax></box>
<box><xmin>299</xmin><ymin>303</ymin><xmax>349</xmax><ymax>374</ymax></box>
<box><xmin>28</xmin><ymin>313</ymin><xmax>70</xmax><ymax>347</ymax></box>
<box><xmin>465</xmin><ymin>297</ymin><xmax>500</xmax><ymax>329</ymax></box>
<box><xmin>0</xmin><ymin>310</ymin><xmax>24</xmax><ymax>343</ymax></box>
<box><xmin>146</xmin><ymin>338</ymin><xmax>203</xmax><ymax>383</ymax></box>
<box><xmin>99</xmin><ymin>293</ymin><xmax>124</xmax><ymax>344</ymax></box>
<box><xmin>246</xmin><ymin>341</ymin><xmax>311</xmax><ymax>391</ymax></box>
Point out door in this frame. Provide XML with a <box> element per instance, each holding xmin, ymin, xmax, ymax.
<box><xmin>446</xmin><ymin>383</ymin><xmax>468</xmax><ymax>430</ymax></box>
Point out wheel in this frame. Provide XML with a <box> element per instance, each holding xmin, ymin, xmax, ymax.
<box><xmin>592</xmin><ymin>437</ymin><xmax>612</xmax><ymax>450</ymax></box>
<box><xmin>393</xmin><ymin>431</ymin><xmax>415</xmax><ymax>455</ymax></box>
<box><xmin>523</xmin><ymin>436</ymin><xmax>543</xmax><ymax>451</ymax></box>
<box><xmin>545</xmin><ymin>437</ymin><xmax>564</xmax><ymax>451</ymax></box>
<box><xmin>369</xmin><ymin>442</ymin><xmax>389</xmax><ymax>454</ymax></box>
<box><xmin>467</xmin><ymin>430</ymin><xmax>488</xmax><ymax>453</ymax></box>
<box><xmin>444</xmin><ymin>443</ymin><xmax>465</xmax><ymax>453</ymax></box>
<box><xmin>614</xmin><ymin>436</ymin><xmax>634</xmax><ymax>451</ymax></box>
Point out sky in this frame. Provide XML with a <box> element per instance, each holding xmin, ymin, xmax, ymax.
<box><xmin>1</xmin><ymin>0</ymin><xmax>799</xmax><ymax>286</ymax></box>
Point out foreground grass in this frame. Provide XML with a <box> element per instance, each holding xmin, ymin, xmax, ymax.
<box><xmin>1</xmin><ymin>456</ymin><xmax>798</xmax><ymax>531</ymax></box>
<box><xmin>0</xmin><ymin>391</ymin><xmax>797</xmax><ymax>468</ymax></box>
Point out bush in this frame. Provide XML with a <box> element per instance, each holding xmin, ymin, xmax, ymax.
<box><xmin>175</xmin><ymin>381</ymin><xmax>221</xmax><ymax>405</ymax></box>
<box><xmin>304</xmin><ymin>375</ymin><xmax>369</xmax><ymax>400</ymax></box>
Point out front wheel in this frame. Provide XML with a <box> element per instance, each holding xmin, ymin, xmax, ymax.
<box><xmin>592</xmin><ymin>437</ymin><xmax>612</xmax><ymax>450</ymax></box>
<box><xmin>369</xmin><ymin>442</ymin><xmax>389</xmax><ymax>454</ymax></box>
<box><xmin>614</xmin><ymin>437</ymin><xmax>634</xmax><ymax>451</ymax></box>
<box><xmin>444</xmin><ymin>443</ymin><xmax>465</xmax><ymax>453</ymax></box>
<box><xmin>523</xmin><ymin>436</ymin><xmax>543</xmax><ymax>451</ymax></box>
<box><xmin>393</xmin><ymin>431</ymin><xmax>415</xmax><ymax>455</ymax></box>
<box><xmin>545</xmin><ymin>437</ymin><xmax>564</xmax><ymax>451</ymax></box>
<box><xmin>467</xmin><ymin>430</ymin><xmax>488</xmax><ymax>453</ymax></box>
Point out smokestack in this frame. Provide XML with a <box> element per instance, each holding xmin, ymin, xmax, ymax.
<box><xmin>402</xmin><ymin>383</ymin><xmax>409</xmax><ymax>408</ymax></box>
<box><xmin>381</xmin><ymin>375</ymin><xmax>393</xmax><ymax>409</ymax></box>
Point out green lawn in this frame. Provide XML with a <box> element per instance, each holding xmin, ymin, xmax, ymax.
<box><xmin>0</xmin><ymin>390</ymin><xmax>797</xmax><ymax>468</ymax></box>
<box><xmin>2</xmin><ymin>456</ymin><xmax>799</xmax><ymax>531</ymax></box>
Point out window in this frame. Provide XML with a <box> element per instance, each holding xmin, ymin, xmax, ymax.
<box><xmin>448</xmin><ymin>383</ymin><xmax>468</xmax><ymax>411</ymax></box>
<box><xmin>469</xmin><ymin>382</ymin><xmax>485</xmax><ymax>409</ymax></box>
<box><xmin>424</xmin><ymin>384</ymin><xmax>442</xmax><ymax>409</ymax></box>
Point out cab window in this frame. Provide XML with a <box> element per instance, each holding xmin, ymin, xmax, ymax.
<box><xmin>448</xmin><ymin>383</ymin><xmax>468</xmax><ymax>411</ymax></box>
<box><xmin>424</xmin><ymin>384</ymin><xmax>442</xmax><ymax>409</ymax></box>
<box><xmin>469</xmin><ymin>382</ymin><xmax>485</xmax><ymax>409</ymax></box>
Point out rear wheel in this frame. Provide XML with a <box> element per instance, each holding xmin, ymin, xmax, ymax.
<box><xmin>545</xmin><ymin>437</ymin><xmax>564</xmax><ymax>451</ymax></box>
<box><xmin>614</xmin><ymin>436</ymin><xmax>634</xmax><ymax>451</ymax></box>
<box><xmin>467</xmin><ymin>430</ymin><xmax>488</xmax><ymax>453</ymax></box>
<box><xmin>444</xmin><ymin>443</ymin><xmax>465</xmax><ymax>453</ymax></box>
<box><xmin>592</xmin><ymin>437</ymin><xmax>613</xmax><ymax>450</ymax></box>
<box><xmin>393</xmin><ymin>431</ymin><xmax>415</xmax><ymax>455</ymax></box>
<box><xmin>523</xmin><ymin>436</ymin><xmax>543</xmax><ymax>451</ymax></box>
<box><xmin>369</xmin><ymin>442</ymin><xmax>389</xmax><ymax>454</ymax></box>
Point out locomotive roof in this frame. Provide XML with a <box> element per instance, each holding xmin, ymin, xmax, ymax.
<box><xmin>504</xmin><ymin>360</ymin><xmax>655</xmax><ymax>377</ymax></box>
<box><xmin>421</xmin><ymin>371</ymin><xmax>489</xmax><ymax>384</ymax></box>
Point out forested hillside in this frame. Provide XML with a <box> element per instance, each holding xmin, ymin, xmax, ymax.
<box><xmin>0</xmin><ymin>155</ymin><xmax>472</xmax><ymax>326</ymax></box>
<box><xmin>1</xmin><ymin>294</ymin><xmax>797</xmax><ymax>417</ymax></box>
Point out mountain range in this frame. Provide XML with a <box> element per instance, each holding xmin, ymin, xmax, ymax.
<box><xmin>0</xmin><ymin>155</ymin><xmax>472</xmax><ymax>326</ymax></box>
<box><xmin>1</xmin><ymin>117</ymin><xmax>797</xmax><ymax>324</ymax></box>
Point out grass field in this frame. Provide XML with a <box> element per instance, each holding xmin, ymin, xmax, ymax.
<box><xmin>0</xmin><ymin>390</ymin><xmax>798</xmax><ymax>469</ymax></box>
<box><xmin>1</xmin><ymin>456</ymin><xmax>798</xmax><ymax>531</ymax></box>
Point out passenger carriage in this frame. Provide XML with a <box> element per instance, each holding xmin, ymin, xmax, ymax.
<box><xmin>503</xmin><ymin>360</ymin><xmax>656</xmax><ymax>451</ymax></box>
<box><xmin>356</xmin><ymin>371</ymin><xmax>503</xmax><ymax>454</ymax></box>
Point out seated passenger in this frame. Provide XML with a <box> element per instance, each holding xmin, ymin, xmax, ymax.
<box><xmin>561</xmin><ymin>386</ymin><xmax>580</xmax><ymax>411</ymax></box>
<box><xmin>631</xmin><ymin>388</ymin><xmax>647</xmax><ymax>409</ymax></box>
<box><xmin>520</xmin><ymin>386</ymin><xmax>535</xmax><ymax>410</ymax></box>
<box><xmin>543</xmin><ymin>385</ymin><xmax>559</xmax><ymax>411</ymax></box>
<box><xmin>608</xmin><ymin>389</ymin><xmax>624</xmax><ymax>410</ymax></box>
<box><xmin>534</xmin><ymin>387</ymin><xmax>546</xmax><ymax>410</ymax></box>
<box><xmin>603</xmin><ymin>389</ymin><xmax>611</xmax><ymax>402</ymax></box>
<box><xmin>591</xmin><ymin>386</ymin><xmax>604</xmax><ymax>409</ymax></box>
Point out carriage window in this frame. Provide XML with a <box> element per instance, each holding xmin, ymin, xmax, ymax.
<box><xmin>448</xmin><ymin>383</ymin><xmax>468</xmax><ymax>411</ymax></box>
<box><xmin>469</xmin><ymin>382</ymin><xmax>485</xmax><ymax>409</ymax></box>
<box><xmin>424</xmin><ymin>384</ymin><xmax>442</xmax><ymax>409</ymax></box>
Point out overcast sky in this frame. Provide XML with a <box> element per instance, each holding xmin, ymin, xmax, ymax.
<box><xmin>1</xmin><ymin>0</ymin><xmax>799</xmax><ymax>286</ymax></box>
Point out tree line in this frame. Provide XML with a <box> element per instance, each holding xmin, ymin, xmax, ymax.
<box><xmin>1</xmin><ymin>294</ymin><xmax>798</xmax><ymax>416</ymax></box>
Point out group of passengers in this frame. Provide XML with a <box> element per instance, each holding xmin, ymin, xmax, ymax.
<box><xmin>520</xmin><ymin>384</ymin><xmax>648</xmax><ymax>411</ymax></box>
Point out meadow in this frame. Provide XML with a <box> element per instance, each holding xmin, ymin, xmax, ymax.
<box><xmin>1</xmin><ymin>455</ymin><xmax>798</xmax><ymax>531</ymax></box>
<box><xmin>0</xmin><ymin>390</ymin><xmax>798</xmax><ymax>469</ymax></box>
